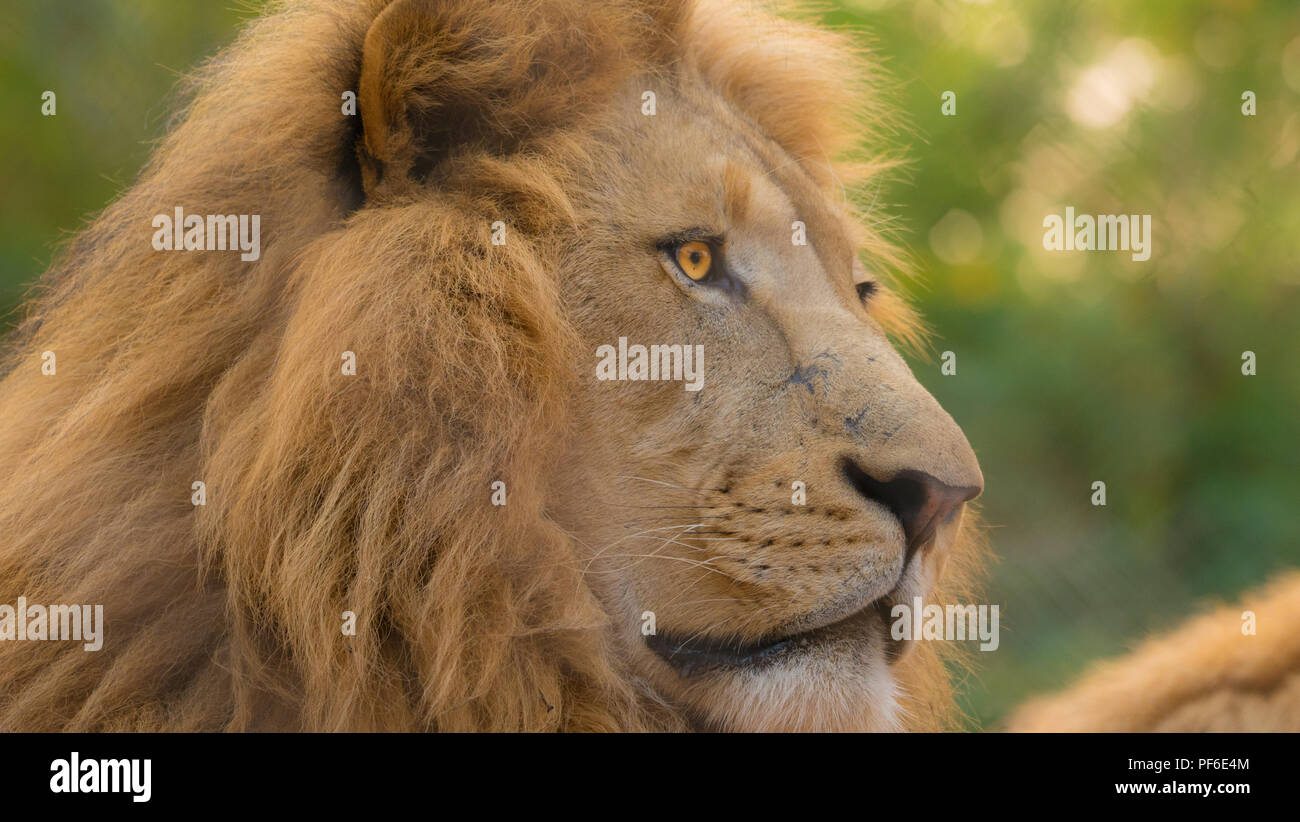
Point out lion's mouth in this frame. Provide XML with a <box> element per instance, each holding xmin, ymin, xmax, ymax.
<box><xmin>645</xmin><ymin>595</ymin><xmax>901</xmax><ymax>678</ymax></box>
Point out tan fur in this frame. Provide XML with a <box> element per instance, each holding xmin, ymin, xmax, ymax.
<box><xmin>1008</xmin><ymin>572</ymin><xmax>1300</xmax><ymax>732</ymax></box>
<box><xmin>0</xmin><ymin>0</ymin><xmax>984</xmax><ymax>731</ymax></box>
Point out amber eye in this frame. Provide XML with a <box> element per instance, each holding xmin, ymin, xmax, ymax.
<box><xmin>676</xmin><ymin>241</ymin><xmax>713</xmax><ymax>281</ymax></box>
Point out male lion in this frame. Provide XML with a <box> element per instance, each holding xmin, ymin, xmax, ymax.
<box><xmin>0</xmin><ymin>0</ymin><xmax>983</xmax><ymax>731</ymax></box>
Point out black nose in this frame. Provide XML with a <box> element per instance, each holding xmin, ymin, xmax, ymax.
<box><xmin>841</xmin><ymin>457</ymin><xmax>980</xmax><ymax>561</ymax></box>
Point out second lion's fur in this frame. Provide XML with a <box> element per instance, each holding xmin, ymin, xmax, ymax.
<box><xmin>1008</xmin><ymin>572</ymin><xmax>1300</xmax><ymax>732</ymax></box>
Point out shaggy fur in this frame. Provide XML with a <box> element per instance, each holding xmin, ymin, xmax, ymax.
<box><xmin>0</xmin><ymin>0</ymin><xmax>983</xmax><ymax>731</ymax></box>
<box><xmin>1008</xmin><ymin>572</ymin><xmax>1300</xmax><ymax>732</ymax></box>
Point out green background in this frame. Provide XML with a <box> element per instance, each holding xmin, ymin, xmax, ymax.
<box><xmin>2</xmin><ymin>0</ymin><xmax>1297</xmax><ymax>727</ymax></box>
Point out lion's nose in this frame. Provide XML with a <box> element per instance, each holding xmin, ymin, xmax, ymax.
<box><xmin>840</xmin><ymin>457</ymin><xmax>980</xmax><ymax>559</ymax></box>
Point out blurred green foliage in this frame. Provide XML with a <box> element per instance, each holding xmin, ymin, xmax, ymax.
<box><xmin>1</xmin><ymin>0</ymin><xmax>1297</xmax><ymax>727</ymax></box>
<box><xmin>0</xmin><ymin>1</ymin><xmax>257</xmax><ymax>310</ymax></box>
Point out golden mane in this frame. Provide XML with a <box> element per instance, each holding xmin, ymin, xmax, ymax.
<box><xmin>0</xmin><ymin>0</ymin><xmax>972</xmax><ymax>731</ymax></box>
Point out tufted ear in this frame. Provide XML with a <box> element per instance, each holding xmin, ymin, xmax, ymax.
<box><xmin>356</xmin><ymin>0</ymin><xmax>688</xmax><ymax>197</ymax></box>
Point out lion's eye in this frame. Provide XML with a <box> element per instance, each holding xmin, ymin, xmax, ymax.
<box><xmin>676</xmin><ymin>241</ymin><xmax>713</xmax><ymax>281</ymax></box>
<box><xmin>852</xmin><ymin>258</ymin><xmax>877</xmax><ymax>302</ymax></box>
<box><xmin>658</xmin><ymin>235</ymin><xmax>739</xmax><ymax>297</ymax></box>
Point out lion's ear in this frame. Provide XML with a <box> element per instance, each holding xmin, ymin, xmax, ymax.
<box><xmin>356</xmin><ymin>0</ymin><xmax>686</xmax><ymax>198</ymax></box>
<box><xmin>357</xmin><ymin>0</ymin><xmax>449</xmax><ymax>193</ymax></box>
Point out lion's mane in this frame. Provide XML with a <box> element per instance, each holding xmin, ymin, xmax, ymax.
<box><xmin>0</xmin><ymin>0</ymin><xmax>973</xmax><ymax>731</ymax></box>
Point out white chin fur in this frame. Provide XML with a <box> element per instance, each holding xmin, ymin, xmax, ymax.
<box><xmin>696</xmin><ymin>647</ymin><xmax>902</xmax><ymax>732</ymax></box>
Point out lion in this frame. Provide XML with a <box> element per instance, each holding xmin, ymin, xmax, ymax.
<box><xmin>1007</xmin><ymin>572</ymin><xmax>1300</xmax><ymax>732</ymax></box>
<box><xmin>0</xmin><ymin>0</ymin><xmax>984</xmax><ymax>732</ymax></box>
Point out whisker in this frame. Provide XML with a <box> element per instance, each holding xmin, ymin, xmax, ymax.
<box><xmin>667</xmin><ymin>597</ymin><xmax>759</xmax><ymax>607</ymax></box>
<box><xmin>578</xmin><ymin>522</ymin><xmax>702</xmax><ymax>577</ymax></box>
<box><xmin>584</xmin><ymin>553</ymin><xmax>744</xmax><ymax>583</ymax></box>
<box><xmin>614</xmin><ymin>476</ymin><xmax>728</xmax><ymax>494</ymax></box>
<box><xmin>604</xmin><ymin>504</ymin><xmax>723</xmax><ymax>510</ymax></box>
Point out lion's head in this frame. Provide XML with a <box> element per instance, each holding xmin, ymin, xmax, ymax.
<box><xmin>0</xmin><ymin>0</ymin><xmax>982</xmax><ymax>732</ymax></box>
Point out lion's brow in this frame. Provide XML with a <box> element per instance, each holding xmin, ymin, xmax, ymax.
<box><xmin>723</xmin><ymin>160</ymin><xmax>751</xmax><ymax>223</ymax></box>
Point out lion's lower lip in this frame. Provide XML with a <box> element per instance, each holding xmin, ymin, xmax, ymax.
<box><xmin>646</xmin><ymin>596</ymin><xmax>897</xmax><ymax>678</ymax></box>
<box><xmin>645</xmin><ymin>631</ymin><xmax>798</xmax><ymax>677</ymax></box>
